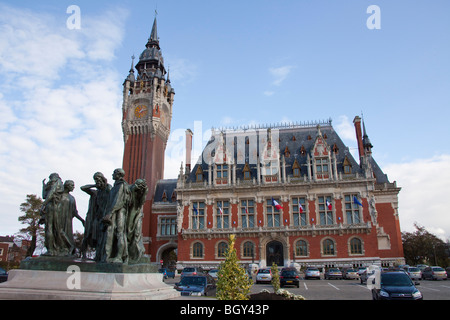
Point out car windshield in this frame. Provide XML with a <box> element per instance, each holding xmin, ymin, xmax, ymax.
<box><xmin>183</xmin><ymin>268</ymin><xmax>195</xmax><ymax>272</ymax></box>
<box><xmin>432</xmin><ymin>267</ymin><xmax>444</xmax><ymax>271</ymax></box>
<box><xmin>381</xmin><ymin>273</ymin><xmax>413</xmax><ymax>286</ymax></box>
<box><xmin>0</xmin><ymin>268</ymin><xmax>6</xmax><ymax>274</ymax></box>
<box><xmin>346</xmin><ymin>269</ymin><xmax>356</xmax><ymax>272</ymax></box>
<box><xmin>328</xmin><ymin>269</ymin><xmax>340</xmax><ymax>272</ymax></box>
<box><xmin>307</xmin><ymin>268</ymin><xmax>319</xmax><ymax>272</ymax></box>
<box><xmin>281</xmin><ymin>270</ymin><xmax>297</xmax><ymax>276</ymax></box>
<box><xmin>259</xmin><ymin>269</ymin><xmax>270</xmax><ymax>274</ymax></box>
<box><xmin>408</xmin><ymin>267</ymin><xmax>420</xmax><ymax>272</ymax></box>
<box><xmin>179</xmin><ymin>277</ymin><xmax>206</xmax><ymax>286</ymax></box>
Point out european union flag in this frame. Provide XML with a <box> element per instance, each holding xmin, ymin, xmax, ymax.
<box><xmin>353</xmin><ymin>196</ymin><xmax>363</xmax><ymax>207</ymax></box>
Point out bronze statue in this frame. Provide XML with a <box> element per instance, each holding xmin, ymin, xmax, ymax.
<box><xmin>127</xmin><ymin>179</ymin><xmax>148</xmax><ymax>263</ymax></box>
<box><xmin>59</xmin><ymin>180</ymin><xmax>85</xmax><ymax>256</ymax></box>
<box><xmin>40</xmin><ymin>173</ymin><xmax>64</xmax><ymax>256</ymax></box>
<box><xmin>103</xmin><ymin>169</ymin><xmax>131</xmax><ymax>263</ymax></box>
<box><xmin>80</xmin><ymin>172</ymin><xmax>111</xmax><ymax>261</ymax></box>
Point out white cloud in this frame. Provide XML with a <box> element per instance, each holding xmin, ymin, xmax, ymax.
<box><xmin>0</xmin><ymin>4</ymin><xmax>127</xmax><ymax>236</ymax></box>
<box><xmin>269</xmin><ymin>65</ymin><xmax>295</xmax><ymax>86</ymax></box>
<box><xmin>383</xmin><ymin>155</ymin><xmax>450</xmax><ymax>241</ymax></box>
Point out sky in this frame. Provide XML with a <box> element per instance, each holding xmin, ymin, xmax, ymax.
<box><xmin>0</xmin><ymin>0</ymin><xmax>449</xmax><ymax>242</ymax></box>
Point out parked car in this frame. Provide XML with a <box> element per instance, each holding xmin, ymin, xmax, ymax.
<box><xmin>342</xmin><ymin>268</ymin><xmax>359</xmax><ymax>280</ymax></box>
<box><xmin>360</xmin><ymin>268</ymin><xmax>377</xmax><ymax>284</ymax></box>
<box><xmin>174</xmin><ymin>275</ymin><xmax>216</xmax><ymax>296</ymax></box>
<box><xmin>324</xmin><ymin>268</ymin><xmax>343</xmax><ymax>280</ymax></box>
<box><xmin>280</xmin><ymin>268</ymin><xmax>300</xmax><ymax>288</ymax></box>
<box><xmin>371</xmin><ymin>271</ymin><xmax>422</xmax><ymax>300</ymax></box>
<box><xmin>0</xmin><ymin>268</ymin><xmax>7</xmax><ymax>283</ymax></box>
<box><xmin>256</xmin><ymin>268</ymin><xmax>272</xmax><ymax>284</ymax></box>
<box><xmin>180</xmin><ymin>267</ymin><xmax>204</xmax><ymax>278</ymax></box>
<box><xmin>405</xmin><ymin>267</ymin><xmax>422</xmax><ymax>280</ymax></box>
<box><xmin>304</xmin><ymin>267</ymin><xmax>321</xmax><ymax>280</ymax></box>
<box><xmin>158</xmin><ymin>268</ymin><xmax>175</xmax><ymax>279</ymax></box>
<box><xmin>208</xmin><ymin>269</ymin><xmax>219</xmax><ymax>280</ymax></box>
<box><xmin>422</xmin><ymin>266</ymin><xmax>447</xmax><ymax>280</ymax></box>
<box><xmin>417</xmin><ymin>264</ymin><xmax>428</xmax><ymax>272</ymax></box>
<box><xmin>357</xmin><ymin>266</ymin><xmax>367</xmax><ymax>277</ymax></box>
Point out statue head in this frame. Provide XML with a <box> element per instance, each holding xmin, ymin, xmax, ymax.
<box><xmin>112</xmin><ymin>168</ymin><xmax>125</xmax><ymax>181</ymax></box>
<box><xmin>93</xmin><ymin>172</ymin><xmax>107</xmax><ymax>189</ymax></box>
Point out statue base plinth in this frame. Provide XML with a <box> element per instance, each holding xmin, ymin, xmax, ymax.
<box><xmin>19</xmin><ymin>255</ymin><xmax>157</xmax><ymax>273</ymax></box>
<box><xmin>0</xmin><ymin>269</ymin><xmax>180</xmax><ymax>300</ymax></box>
<box><xmin>0</xmin><ymin>256</ymin><xmax>179</xmax><ymax>300</ymax></box>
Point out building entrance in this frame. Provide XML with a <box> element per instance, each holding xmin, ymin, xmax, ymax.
<box><xmin>266</xmin><ymin>240</ymin><xmax>284</xmax><ymax>266</ymax></box>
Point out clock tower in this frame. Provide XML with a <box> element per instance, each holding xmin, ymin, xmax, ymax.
<box><xmin>121</xmin><ymin>16</ymin><xmax>175</xmax><ymax>248</ymax></box>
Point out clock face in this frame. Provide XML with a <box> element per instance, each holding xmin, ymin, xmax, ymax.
<box><xmin>134</xmin><ymin>105</ymin><xmax>148</xmax><ymax>119</ymax></box>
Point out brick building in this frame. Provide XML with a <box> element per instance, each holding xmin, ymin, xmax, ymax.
<box><xmin>121</xmin><ymin>18</ymin><xmax>404</xmax><ymax>269</ymax></box>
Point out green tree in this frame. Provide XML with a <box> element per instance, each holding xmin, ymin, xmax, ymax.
<box><xmin>18</xmin><ymin>194</ymin><xmax>44</xmax><ymax>257</ymax></box>
<box><xmin>271</xmin><ymin>262</ymin><xmax>280</xmax><ymax>292</ymax></box>
<box><xmin>216</xmin><ymin>234</ymin><xmax>252</xmax><ymax>300</ymax></box>
<box><xmin>402</xmin><ymin>223</ymin><xmax>449</xmax><ymax>267</ymax></box>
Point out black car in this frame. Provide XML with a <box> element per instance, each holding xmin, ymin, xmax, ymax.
<box><xmin>0</xmin><ymin>267</ymin><xmax>7</xmax><ymax>283</ymax></box>
<box><xmin>174</xmin><ymin>275</ymin><xmax>216</xmax><ymax>296</ymax></box>
<box><xmin>372</xmin><ymin>271</ymin><xmax>423</xmax><ymax>300</ymax></box>
<box><xmin>280</xmin><ymin>268</ymin><xmax>300</xmax><ymax>288</ymax></box>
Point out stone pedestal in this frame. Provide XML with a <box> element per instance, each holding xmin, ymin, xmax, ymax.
<box><xmin>0</xmin><ymin>256</ymin><xmax>180</xmax><ymax>300</ymax></box>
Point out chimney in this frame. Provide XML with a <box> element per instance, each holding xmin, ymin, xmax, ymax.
<box><xmin>353</xmin><ymin>116</ymin><xmax>364</xmax><ymax>161</ymax></box>
<box><xmin>185</xmin><ymin>129</ymin><xmax>193</xmax><ymax>173</ymax></box>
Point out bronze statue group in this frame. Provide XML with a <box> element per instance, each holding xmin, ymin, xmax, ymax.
<box><xmin>39</xmin><ymin>169</ymin><xmax>148</xmax><ymax>264</ymax></box>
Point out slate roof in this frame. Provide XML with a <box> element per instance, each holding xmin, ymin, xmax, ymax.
<box><xmin>154</xmin><ymin>179</ymin><xmax>178</xmax><ymax>203</ymax></box>
<box><xmin>185</xmin><ymin>122</ymin><xmax>390</xmax><ymax>185</ymax></box>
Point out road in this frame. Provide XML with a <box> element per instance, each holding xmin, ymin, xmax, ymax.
<box><xmin>165</xmin><ymin>275</ymin><xmax>450</xmax><ymax>300</ymax></box>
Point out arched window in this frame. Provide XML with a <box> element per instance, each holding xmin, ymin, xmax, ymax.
<box><xmin>243</xmin><ymin>241</ymin><xmax>254</xmax><ymax>258</ymax></box>
<box><xmin>192</xmin><ymin>242</ymin><xmax>203</xmax><ymax>258</ymax></box>
<box><xmin>217</xmin><ymin>241</ymin><xmax>228</xmax><ymax>258</ymax></box>
<box><xmin>322</xmin><ymin>238</ymin><xmax>335</xmax><ymax>255</ymax></box>
<box><xmin>350</xmin><ymin>238</ymin><xmax>363</xmax><ymax>254</ymax></box>
<box><xmin>295</xmin><ymin>240</ymin><xmax>308</xmax><ymax>257</ymax></box>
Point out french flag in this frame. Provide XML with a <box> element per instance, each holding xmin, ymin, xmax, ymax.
<box><xmin>219</xmin><ymin>206</ymin><xmax>223</xmax><ymax>215</ymax></box>
<box><xmin>299</xmin><ymin>203</ymin><xmax>304</xmax><ymax>214</ymax></box>
<box><xmin>326</xmin><ymin>200</ymin><xmax>332</xmax><ymax>210</ymax></box>
<box><xmin>272</xmin><ymin>198</ymin><xmax>283</xmax><ymax>210</ymax></box>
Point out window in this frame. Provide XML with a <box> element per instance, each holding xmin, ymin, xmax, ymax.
<box><xmin>264</xmin><ymin>161</ymin><xmax>278</xmax><ymax>176</ymax></box>
<box><xmin>241</xmin><ymin>199</ymin><xmax>255</xmax><ymax>228</ymax></box>
<box><xmin>192</xmin><ymin>201</ymin><xmax>205</xmax><ymax>229</ymax></box>
<box><xmin>266</xmin><ymin>198</ymin><xmax>281</xmax><ymax>227</ymax></box>
<box><xmin>318</xmin><ymin>196</ymin><xmax>333</xmax><ymax>225</ymax></box>
<box><xmin>216</xmin><ymin>200</ymin><xmax>230</xmax><ymax>229</ymax></box>
<box><xmin>292</xmin><ymin>159</ymin><xmax>300</xmax><ymax>177</ymax></box>
<box><xmin>343</xmin><ymin>156</ymin><xmax>352</xmax><ymax>174</ymax></box>
<box><xmin>217</xmin><ymin>241</ymin><xmax>228</xmax><ymax>258</ymax></box>
<box><xmin>345</xmin><ymin>194</ymin><xmax>361</xmax><ymax>224</ymax></box>
<box><xmin>242</xmin><ymin>163</ymin><xmax>251</xmax><ymax>180</ymax></box>
<box><xmin>292</xmin><ymin>197</ymin><xmax>307</xmax><ymax>226</ymax></box>
<box><xmin>350</xmin><ymin>238</ymin><xmax>363</xmax><ymax>254</ymax></box>
<box><xmin>195</xmin><ymin>166</ymin><xmax>203</xmax><ymax>182</ymax></box>
<box><xmin>193</xmin><ymin>242</ymin><xmax>203</xmax><ymax>258</ymax></box>
<box><xmin>295</xmin><ymin>240</ymin><xmax>308</xmax><ymax>257</ymax></box>
<box><xmin>243</xmin><ymin>241</ymin><xmax>254</xmax><ymax>258</ymax></box>
<box><xmin>316</xmin><ymin>158</ymin><xmax>329</xmax><ymax>174</ymax></box>
<box><xmin>160</xmin><ymin>217</ymin><xmax>177</xmax><ymax>236</ymax></box>
<box><xmin>216</xmin><ymin>164</ymin><xmax>228</xmax><ymax>179</ymax></box>
<box><xmin>322</xmin><ymin>239</ymin><xmax>335</xmax><ymax>255</ymax></box>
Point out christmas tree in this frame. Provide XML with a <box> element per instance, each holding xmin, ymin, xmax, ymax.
<box><xmin>216</xmin><ymin>234</ymin><xmax>252</xmax><ymax>300</ymax></box>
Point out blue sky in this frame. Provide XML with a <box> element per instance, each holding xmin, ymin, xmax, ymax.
<box><xmin>0</xmin><ymin>1</ymin><xmax>449</xmax><ymax>241</ymax></box>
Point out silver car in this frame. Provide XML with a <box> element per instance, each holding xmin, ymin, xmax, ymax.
<box><xmin>405</xmin><ymin>267</ymin><xmax>422</xmax><ymax>280</ymax></box>
<box><xmin>304</xmin><ymin>267</ymin><xmax>321</xmax><ymax>280</ymax></box>
<box><xmin>422</xmin><ymin>266</ymin><xmax>447</xmax><ymax>280</ymax></box>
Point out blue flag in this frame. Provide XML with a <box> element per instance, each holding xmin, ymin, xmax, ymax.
<box><xmin>193</xmin><ymin>205</ymin><xmax>198</xmax><ymax>215</ymax></box>
<box><xmin>353</xmin><ymin>196</ymin><xmax>363</xmax><ymax>207</ymax></box>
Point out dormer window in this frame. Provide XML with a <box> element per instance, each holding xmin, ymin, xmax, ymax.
<box><xmin>292</xmin><ymin>159</ymin><xmax>301</xmax><ymax>177</ymax></box>
<box><xmin>242</xmin><ymin>163</ymin><xmax>251</xmax><ymax>180</ymax></box>
<box><xmin>343</xmin><ymin>156</ymin><xmax>352</xmax><ymax>174</ymax></box>
<box><xmin>195</xmin><ymin>166</ymin><xmax>203</xmax><ymax>182</ymax></box>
